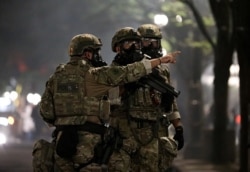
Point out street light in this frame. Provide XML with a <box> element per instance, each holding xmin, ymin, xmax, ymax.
<box><xmin>154</xmin><ymin>14</ymin><xmax>168</xmax><ymax>27</ymax></box>
<box><xmin>154</xmin><ymin>14</ymin><xmax>169</xmax><ymax>56</ymax></box>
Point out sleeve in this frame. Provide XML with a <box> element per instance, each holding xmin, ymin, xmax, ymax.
<box><xmin>85</xmin><ymin>60</ymin><xmax>152</xmax><ymax>97</ymax></box>
<box><xmin>39</xmin><ymin>76</ymin><xmax>56</xmax><ymax>125</ymax></box>
<box><xmin>89</xmin><ymin>60</ymin><xmax>152</xmax><ymax>86</ymax></box>
<box><xmin>167</xmin><ymin>99</ymin><xmax>181</xmax><ymax>121</ymax></box>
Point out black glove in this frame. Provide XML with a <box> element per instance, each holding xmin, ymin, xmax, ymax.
<box><xmin>173</xmin><ymin>126</ymin><xmax>184</xmax><ymax>150</ymax></box>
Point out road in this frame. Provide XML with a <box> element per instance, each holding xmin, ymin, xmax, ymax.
<box><xmin>0</xmin><ymin>141</ymin><xmax>33</xmax><ymax>172</ymax></box>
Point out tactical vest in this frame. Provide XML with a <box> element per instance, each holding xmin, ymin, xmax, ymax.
<box><xmin>52</xmin><ymin>61</ymin><xmax>89</xmax><ymax>125</ymax></box>
<box><xmin>40</xmin><ymin>60</ymin><xmax>111</xmax><ymax>125</ymax></box>
<box><xmin>119</xmin><ymin>65</ymin><xmax>172</xmax><ymax>122</ymax></box>
<box><xmin>123</xmin><ymin>83</ymin><xmax>161</xmax><ymax>121</ymax></box>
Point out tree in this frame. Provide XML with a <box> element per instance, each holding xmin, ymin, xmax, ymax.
<box><xmin>209</xmin><ymin>0</ymin><xmax>250</xmax><ymax>170</ymax></box>
<box><xmin>161</xmin><ymin>0</ymin><xmax>215</xmax><ymax>158</ymax></box>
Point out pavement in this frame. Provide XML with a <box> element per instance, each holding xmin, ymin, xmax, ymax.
<box><xmin>172</xmin><ymin>156</ymin><xmax>239</xmax><ymax>172</ymax></box>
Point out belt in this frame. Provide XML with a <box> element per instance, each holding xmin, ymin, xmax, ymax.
<box><xmin>56</xmin><ymin>121</ymin><xmax>107</xmax><ymax>135</ymax></box>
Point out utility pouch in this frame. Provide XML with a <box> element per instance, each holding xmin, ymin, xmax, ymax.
<box><xmin>159</xmin><ymin>137</ymin><xmax>178</xmax><ymax>170</ymax></box>
<box><xmin>100</xmin><ymin>96</ymin><xmax>110</xmax><ymax>122</ymax></box>
<box><xmin>32</xmin><ymin>139</ymin><xmax>55</xmax><ymax>172</ymax></box>
<box><xmin>56</xmin><ymin>127</ymin><xmax>78</xmax><ymax>159</ymax></box>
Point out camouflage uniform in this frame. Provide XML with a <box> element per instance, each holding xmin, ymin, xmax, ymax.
<box><xmin>38</xmin><ymin>33</ymin><xmax>160</xmax><ymax>172</ymax></box>
<box><xmin>137</xmin><ymin>24</ymin><xmax>184</xmax><ymax>171</ymax></box>
<box><xmin>108</xmin><ymin>26</ymin><xmax>182</xmax><ymax>172</ymax></box>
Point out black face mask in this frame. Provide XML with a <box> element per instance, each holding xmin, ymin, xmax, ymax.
<box><xmin>113</xmin><ymin>44</ymin><xmax>144</xmax><ymax>66</ymax></box>
<box><xmin>141</xmin><ymin>45</ymin><xmax>163</xmax><ymax>59</ymax></box>
<box><xmin>91</xmin><ymin>51</ymin><xmax>107</xmax><ymax>67</ymax></box>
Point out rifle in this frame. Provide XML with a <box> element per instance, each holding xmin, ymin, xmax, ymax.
<box><xmin>93</xmin><ymin>126</ymin><xmax>122</xmax><ymax>171</ymax></box>
<box><xmin>139</xmin><ymin>69</ymin><xmax>180</xmax><ymax>97</ymax></box>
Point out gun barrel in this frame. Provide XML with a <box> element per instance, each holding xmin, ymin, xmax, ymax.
<box><xmin>140</xmin><ymin>75</ymin><xmax>180</xmax><ymax>97</ymax></box>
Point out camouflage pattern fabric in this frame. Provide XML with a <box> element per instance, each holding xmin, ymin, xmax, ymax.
<box><xmin>108</xmin><ymin>149</ymin><xmax>131</xmax><ymax>172</ymax></box>
<box><xmin>54</xmin><ymin>131</ymin><xmax>102</xmax><ymax>172</ymax></box>
<box><xmin>39</xmin><ymin>57</ymin><xmax>155</xmax><ymax>171</ymax></box>
<box><xmin>88</xmin><ymin>61</ymin><xmax>147</xmax><ymax>86</ymax></box>
<box><xmin>79</xmin><ymin>163</ymin><xmax>103</xmax><ymax>172</ymax></box>
<box><xmin>108</xmin><ymin>65</ymin><xmax>180</xmax><ymax>172</ymax></box>
<box><xmin>130</xmin><ymin>138</ymin><xmax>159</xmax><ymax>172</ymax></box>
<box><xmin>40</xmin><ymin>60</ymin><xmax>90</xmax><ymax>125</ymax></box>
<box><xmin>32</xmin><ymin>139</ymin><xmax>55</xmax><ymax>172</ymax></box>
<box><xmin>158</xmin><ymin>137</ymin><xmax>178</xmax><ymax>171</ymax></box>
<box><xmin>40</xmin><ymin>58</ymin><xmax>151</xmax><ymax>125</ymax></box>
<box><xmin>109</xmin><ymin>117</ymin><xmax>177</xmax><ymax>172</ymax></box>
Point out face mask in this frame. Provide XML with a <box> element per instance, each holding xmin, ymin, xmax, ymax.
<box><xmin>113</xmin><ymin>49</ymin><xmax>143</xmax><ymax>66</ymax></box>
<box><xmin>91</xmin><ymin>49</ymin><xmax>107</xmax><ymax>67</ymax></box>
<box><xmin>141</xmin><ymin>38</ymin><xmax>162</xmax><ymax>58</ymax></box>
<box><xmin>141</xmin><ymin>46</ymin><xmax>163</xmax><ymax>59</ymax></box>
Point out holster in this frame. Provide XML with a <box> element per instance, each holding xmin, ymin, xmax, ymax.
<box><xmin>55</xmin><ymin>122</ymin><xmax>107</xmax><ymax>159</ymax></box>
<box><xmin>94</xmin><ymin>127</ymin><xmax>122</xmax><ymax>165</ymax></box>
<box><xmin>56</xmin><ymin>126</ymin><xmax>78</xmax><ymax>159</ymax></box>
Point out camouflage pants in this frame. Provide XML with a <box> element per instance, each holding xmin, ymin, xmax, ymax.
<box><xmin>54</xmin><ymin>131</ymin><xmax>102</xmax><ymax>172</ymax></box>
<box><xmin>108</xmin><ymin>149</ymin><xmax>131</xmax><ymax>172</ymax></box>
<box><xmin>108</xmin><ymin>133</ymin><xmax>160</xmax><ymax>172</ymax></box>
<box><xmin>108</xmin><ymin>118</ymin><xmax>178</xmax><ymax>172</ymax></box>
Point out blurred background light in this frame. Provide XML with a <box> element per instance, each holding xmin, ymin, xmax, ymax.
<box><xmin>176</xmin><ymin>15</ymin><xmax>183</xmax><ymax>23</ymax></box>
<box><xmin>154</xmin><ymin>14</ymin><xmax>168</xmax><ymax>27</ymax></box>
<box><xmin>26</xmin><ymin>93</ymin><xmax>41</xmax><ymax>105</ymax></box>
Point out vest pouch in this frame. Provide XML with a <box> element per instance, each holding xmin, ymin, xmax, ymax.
<box><xmin>129</xmin><ymin>107</ymin><xmax>159</xmax><ymax>121</ymax></box>
<box><xmin>32</xmin><ymin>139</ymin><xmax>55</xmax><ymax>172</ymax></box>
<box><xmin>158</xmin><ymin>137</ymin><xmax>178</xmax><ymax>170</ymax></box>
<box><xmin>83</xmin><ymin>97</ymin><xmax>101</xmax><ymax>116</ymax></box>
<box><xmin>53</xmin><ymin>62</ymin><xmax>87</xmax><ymax>117</ymax></box>
<box><xmin>56</xmin><ymin>127</ymin><xmax>78</xmax><ymax>159</ymax></box>
<box><xmin>100</xmin><ymin>96</ymin><xmax>110</xmax><ymax>122</ymax></box>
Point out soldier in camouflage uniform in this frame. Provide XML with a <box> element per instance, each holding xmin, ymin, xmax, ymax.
<box><xmin>38</xmin><ymin>33</ymin><xmax>179</xmax><ymax>172</ymax></box>
<box><xmin>108</xmin><ymin>26</ymin><xmax>184</xmax><ymax>172</ymax></box>
<box><xmin>138</xmin><ymin>23</ymin><xmax>184</xmax><ymax>171</ymax></box>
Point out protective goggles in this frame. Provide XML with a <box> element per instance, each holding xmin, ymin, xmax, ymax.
<box><xmin>122</xmin><ymin>40</ymin><xmax>141</xmax><ymax>50</ymax></box>
<box><xmin>141</xmin><ymin>38</ymin><xmax>159</xmax><ymax>48</ymax></box>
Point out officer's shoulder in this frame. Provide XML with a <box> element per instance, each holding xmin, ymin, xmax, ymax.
<box><xmin>54</xmin><ymin>63</ymin><xmax>65</xmax><ymax>73</ymax></box>
<box><xmin>78</xmin><ymin>60</ymin><xmax>87</xmax><ymax>65</ymax></box>
<box><xmin>78</xmin><ymin>60</ymin><xmax>91</xmax><ymax>71</ymax></box>
<box><xmin>56</xmin><ymin>63</ymin><xmax>65</xmax><ymax>69</ymax></box>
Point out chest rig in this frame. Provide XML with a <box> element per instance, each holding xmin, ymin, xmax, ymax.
<box><xmin>123</xmin><ymin>82</ymin><xmax>162</xmax><ymax>121</ymax></box>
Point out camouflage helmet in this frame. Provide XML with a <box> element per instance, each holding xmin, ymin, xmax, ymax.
<box><xmin>111</xmin><ymin>27</ymin><xmax>141</xmax><ymax>52</ymax></box>
<box><xmin>68</xmin><ymin>33</ymin><xmax>102</xmax><ymax>56</ymax></box>
<box><xmin>137</xmin><ymin>24</ymin><xmax>162</xmax><ymax>39</ymax></box>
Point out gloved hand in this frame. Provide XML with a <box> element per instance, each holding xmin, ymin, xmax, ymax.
<box><xmin>173</xmin><ymin>126</ymin><xmax>184</xmax><ymax>150</ymax></box>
